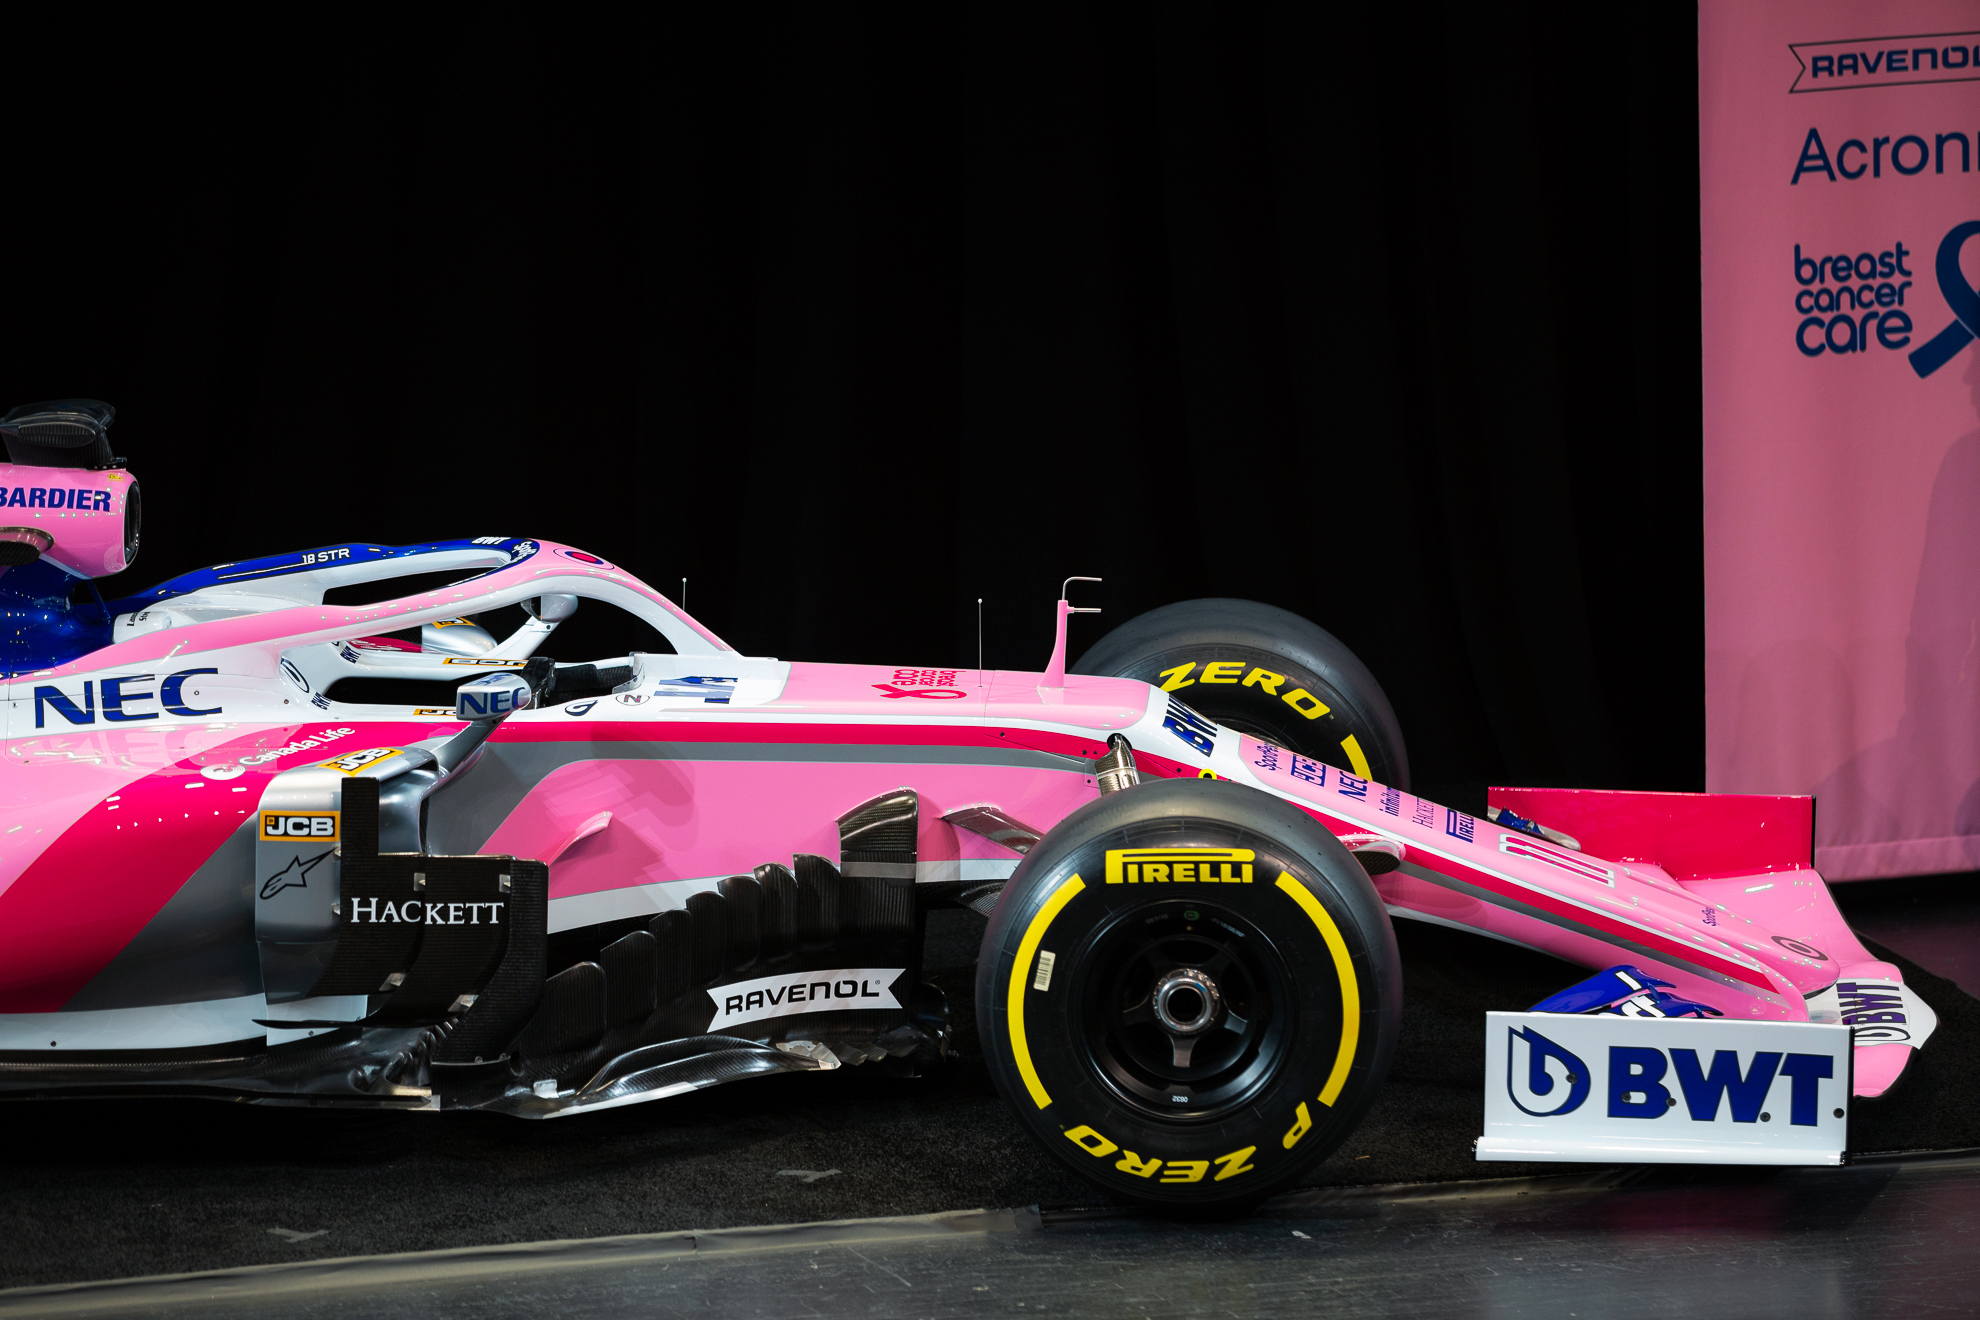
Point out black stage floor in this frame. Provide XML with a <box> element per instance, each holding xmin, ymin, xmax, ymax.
<box><xmin>5</xmin><ymin>1154</ymin><xmax>1974</xmax><ymax>1318</ymax></box>
<box><xmin>0</xmin><ymin>879</ymin><xmax>1974</xmax><ymax>1307</ymax></box>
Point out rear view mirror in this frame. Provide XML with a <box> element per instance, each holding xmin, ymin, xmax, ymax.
<box><xmin>523</xmin><ymin>594</ymin><xmax>580</xmax><ymax>623</ymax></box>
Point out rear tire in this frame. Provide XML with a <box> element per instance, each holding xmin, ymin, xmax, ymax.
<box><xmin>976</xmin><ymin>778</ymin><xmax>1400</xmax><ymax>1212</ymax></box>
<box><xmin>1075</xmin><ymin>598</ymin><xmax>1409</xmax><ymax>789</ymax></box>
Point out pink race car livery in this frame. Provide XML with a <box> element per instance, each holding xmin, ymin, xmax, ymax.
<box><xmin>0</xmin><ymin>401</ymin><xmax>1936</xmax><ymax>1209</ymax></box>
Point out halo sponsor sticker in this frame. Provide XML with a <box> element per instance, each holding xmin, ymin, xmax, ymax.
<box><xmin>322</xmin><ymin>747</ymin><xmax>402</xmax><ymax>775</ymax></box>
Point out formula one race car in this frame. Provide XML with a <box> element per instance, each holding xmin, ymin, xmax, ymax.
<box><xmin>0</xmin><ymin>402</ymin><xmax>1938</xmax><ymax>1209</ymax></box>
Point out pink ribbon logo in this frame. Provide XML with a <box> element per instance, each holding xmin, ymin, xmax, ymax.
<box><xmin>872</xmin><ymin>683</ymin><xmax>968</xmax><ymax>699</ymax></box>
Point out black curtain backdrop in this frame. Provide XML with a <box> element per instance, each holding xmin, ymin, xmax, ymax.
<box><xmin>0</xmin><ymin>6</ymin><xmax>1701</xmax><ymax>808</ymax></box>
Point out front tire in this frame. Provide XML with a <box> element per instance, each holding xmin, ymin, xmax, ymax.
<box><xmin>976</xmin><ymin>778</ymin><xmax>1400</xmax><ymax>1212</ymax></box>
<box><xmin>1074</xmin><ymin>597</ymin><xmax>1409</xmax><ymax>789</ymax></box>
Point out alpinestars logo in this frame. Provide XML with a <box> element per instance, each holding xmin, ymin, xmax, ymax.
<box><xmin>261</xmin><ymin>849</ymin><xmax>334</xmax><ymax>900</ymax></box>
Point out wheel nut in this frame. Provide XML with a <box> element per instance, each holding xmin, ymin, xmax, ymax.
<box><xmin>1152</xmin><ymin>968</ymin><xmax>1222</xmax><ymax>1035</ymax></box>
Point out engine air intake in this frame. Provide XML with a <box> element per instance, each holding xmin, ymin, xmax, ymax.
<box><xmin>1</xmin><ymin>399</ymin><xmax>119</xmax><ymax>469</ymax></box>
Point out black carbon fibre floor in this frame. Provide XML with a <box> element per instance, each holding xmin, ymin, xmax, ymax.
<box><xmin>0</xmin><ymin>897</ymin><xmax>1973</xmax><ymax>1289</ymax></box>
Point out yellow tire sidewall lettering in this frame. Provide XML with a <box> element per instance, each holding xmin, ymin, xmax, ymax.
<box><xmin>1213</xmin><ymin>1146</ymin><xmax>1257</xmax><ymax>1181</ymax></box>
<box><xmin>1275</xmin><ymin>871</ymin><xmax>1362</xmax><ymax>1107</ymax></box>
<box><xmin>1339</xmin><ymin>733</ymin><xmax>1373</xmax><ymax>779</ymax></box>
<box><xmin>1282</xmin><ymin>687</ymin><xmax>1330</xmax><ymax>720</ymax></box>
<box><xmin>1063</xmin><ymin>1124</ymin><xmax>1117</xmax><ymax>1157</ymax></box>
<box><xmin>1240</xmin><ymin>666</ymin><xmax>1285</xmax><ymax>693</ymax></box>
<box><xmin>1283</xmin><ymin>1101</ymin><xmax>1313</xmax><ymax>1149</ymax></box>
<box><xmin>1029</xmin><ymin>869</ymin><xmax>1363</xmax><ymax>1193</ymax></box>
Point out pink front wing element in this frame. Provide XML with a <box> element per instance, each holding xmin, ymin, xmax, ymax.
<box><xmin>481</xmin><ymin>757</ymin><xmax>1099</xmax><ymax>900</ymax></box>
<box><xmin>1237</xmin><ymin>735</ymin><xmax>1809</xmax><ymax>1014</ymax></box>
<box><xmin>1854</xmin><ymin>1044</ymin><xmax>1912</xmax><ymax>1099</ymax></box>
<box><xmin>1387</xmin><ymin>770</ymin><xmax>1922</xmax><ymax>1098</ymax></box>
<box><xmin>1684</xmin><ymin>870</ymin><xmax>1880</xmax><ymax>974</ymax></box>
<box><xmin>0</xmin><ymin>721</ymin><xmax>443</xmax><ymax>1013</ymax></box>
<box><xmin>1836</xmin><ymin>958</ymin><xmax>1918</xmax><ymax>1098</ymax></box>
<box><xmin>1488</xmin><ymin>788</ymin><xmax>1923</xmax><ymax>1095</ymax></box>
<box><xmin>1486</xmin><ymin>786</ymin><xmax>1814</xmax><ymax>880</ymax></box>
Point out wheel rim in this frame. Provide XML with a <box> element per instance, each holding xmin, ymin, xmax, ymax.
<box><xmin>1073</xmin><ymin>899</ymin><xmax>1299</xmax><ymax>1122</ymax></box>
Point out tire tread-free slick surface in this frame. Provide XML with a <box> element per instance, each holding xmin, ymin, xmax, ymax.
<box><xmin>976</xmin><ymin>778</ymin><xmax>1402</xmax><ymax>1211</ymax></box>
<box><xmin>1075</xmin><ymin>598</ymin><xmax>1410</xmax><ymax>789</ymax></box>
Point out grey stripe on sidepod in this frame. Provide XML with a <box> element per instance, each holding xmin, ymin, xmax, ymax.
<box><xmin>61</xmin><ymin>817</ymin><xmax>262</xmax><ymax>1013</ymax></box>
<box><xmin>423</xmin><ymin>738</ymin><xmax>1085</xmax><ymax>855</ymax></box>
<box><xmin>60</xmin><ymin>737</ymin><xmax>1073</xmax><ymax>1013</ymax></box>
<box><xmin>548</xmin><ymin>858</ymin><xmax>1022</xmax><ymax>933</ymax></box>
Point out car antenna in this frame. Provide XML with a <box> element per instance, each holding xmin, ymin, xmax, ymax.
<box><xmin>978</xmin><ymin>597</ymin><xmax>984</xmax><ymax>687</ymax></box>
<box><xmin>1040</xmin><ymin>577</ymin><xmax>1101</xmax><ymax>690</ymax></box>
<box><xmin>681</xmin><ymin>577</ymin><xmax>687</xmax><ymax>611</ymax></box>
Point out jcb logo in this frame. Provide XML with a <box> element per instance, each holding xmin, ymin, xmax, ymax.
<box><xmin>1105</xmin><ymin>847</ymin><xmax>1255</xmax><ymax>885</ymax></box>
<box><xmin>260</xmin><ymin>812</ymin><xmax>340</xmax><ymax>842</ymax></box>
<box><xmin>322</xmin><ymin>747</ymin><xmax>401</xmax><ymax>775</ymax></box>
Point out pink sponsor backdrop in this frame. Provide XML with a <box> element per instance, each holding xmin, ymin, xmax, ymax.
<box><xmin>1702</xmin><ymin>1</ymin><xmax>1980</xmax><ymax>879</ymax></box>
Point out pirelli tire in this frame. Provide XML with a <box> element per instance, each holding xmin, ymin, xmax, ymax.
<box><xmin>976</xmin><ymin>777</ymin><xmax>1400</xmax><ymax>1213</ymax></box>
<box><xmin>1074</xmin><ymin>597</ymin><xmax>1409</xmax><ymax>789</ymax></box>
